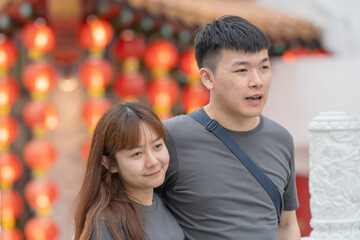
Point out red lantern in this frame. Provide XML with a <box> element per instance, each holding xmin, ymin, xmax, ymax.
<box><xmin>181</xmin><ymin>84</ymin><xmax>209</xmax><ymax>113</ymax></box>
<box><xmin>78</xmin><ymin>58</ymin><xmax>114</xmax><ymax>93</ymax></box>
<box><xmin>0</xmin><ymin>152</ymin><xmax>22</xmax><ymax>186</ymax></box>
<box><xmin>78</xmin><ymin>18</ymin><xmax>113</xmax><ymax>51</ymax></box>
<box><xmin>25</xmin><ymin>217</ymin><xmax>59</xmax><ymax>240</ymax></box>
<box><xmin>0</xmin><ymin>115</ymin><xmax>18</xmax><ymax>146</ymax></box>
<box><xmin>0</xmin><ymin>228</ymin><xmax>23</xmax><ymax>240</ymax></box>
<box><xmin>1</xmin><ymin>190</ymin><xmax>23</xmax><ymax>223</ymax></box>
<box><xmin>0</xmin><ymin>76</ymin><xmax>20</xmax><ymax>109</ymax></box>
<box><xmin>143</xmin><ymin>40</ymin><xmax>178</xmax><ymax>71</ymax></box>
<box><xmin>81</xmin><ymin>138</ymin><xmax>92</xmax><ymax>163</ymax></box>
<box><xmin>23</xmin><ymin>101</ymin><xmax>59</xmax><ymax>131</ymax></box>
<box><xmin>147</xmin><ymin>76</ymin><xmax>179</xmax><ymax>109</ymax></box>
<box><xmin>0</xmin><ymin>38</ymin><xmax>17</xmax><ymax>69</ymax></box>
<box><xmin>22</xmin><ymin>62</ymin><xmax>57</xmax><ymax>95</ymax></box>
<box><xmin>112</xmin><ymin>72</ymin><xmax>145</xmax><ymax>99</ymax></box>
<box><xmin>114</xmin><ymin>31</ymin><xmax>145</xmax><ymax>61</ymax></box>
<box><xmin>81</xmin><ymin>98</ymin><xmax>112</xmax><ymax>130</ymax></box>
<box><xmin>179</xmin><ymin>49</ymin><xmax>199</xmax><ymax>77</ymax></box>
<box><xmin>21</xmin><ymin>19</ymin><xmax>56</xmax><ymax>53</ymax></box>
<box><xmin>23</xmin><ymin>139</ymin><xmax>57</xmax><ymax>171</ymax></box>
<box><xmin>25</xmin><ymin>179</ymin><xmax>58</xmax><ymax>212</ymax></box>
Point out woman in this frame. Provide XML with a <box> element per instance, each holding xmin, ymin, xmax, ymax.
<box><xmin>73</xmin><ymin>102</ymin><xmax>184</xmax><ymax>240</ymax></box>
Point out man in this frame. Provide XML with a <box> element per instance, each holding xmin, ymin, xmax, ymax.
<box><xmin>159</xmin><ymin>15</ymin><xmax>300</xmax><ymax>239</ymax></box>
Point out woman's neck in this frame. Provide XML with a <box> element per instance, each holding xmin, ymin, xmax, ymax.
<box><xmin>127</xmin><ymin>188</ymin><xmax>154</xmax><ymax>206</ymax></box>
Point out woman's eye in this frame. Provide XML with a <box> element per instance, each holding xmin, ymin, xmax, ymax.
<box><xmin>154</xmin><ymin>143</ymin><xmax>162</xmax><ymax>150</ymax></box>
<box><xmin>131</xmin><ymin>152</ymin><xmax>141</xmax><ymax>157</ymax></box>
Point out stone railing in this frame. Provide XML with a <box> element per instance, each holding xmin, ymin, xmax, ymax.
<box><xmin>303</xmin><ymin>112</ymin><xmax>360</xmax><ymax>240</ymax></box>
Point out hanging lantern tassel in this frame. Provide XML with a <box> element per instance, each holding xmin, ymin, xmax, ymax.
<box><xmin>146</xmin><ymin>76</ymin><xmax>179</xmax><ymax>119</ymax></box>
<box><xmin>0</xmin><ymin>37</ymin><xmax>18</xmax><ymax>75</ymax></box>
<box><xmin>1</xmin><ymin>189</ymin><xmax>23</xmax><ymax>229</ymax></box>
<box><xmin>78</xmin><ymin>58</ymin><xmax>114</xmax><ymax>97</ymax></box>
<box><xmin>0</xmin><ymin>227</ymin><xmax>24</xmax><ymax>240</ymax></box>
<box><xmin>20</xmin><ymin>18</ymin><xmax>56</xmax><ymax>60</ymax></box>
<box><xmin>0</xmin><ymin>76</ymin><xmax>20</xmax><ymax>115</ymax></box>
<box><xmin>22</xmin><ymin>62</ymin><xmax>57</xmax><ymax>100</ymax></box>
<box><xmin>0</xmin><ymin>152</ymin><xmax>22</xmax><ymax>189</ymax></box>
<box><xmin>24</xmin><ymin>217</ymin><xmax>59</xmax><ymax>240</ymax></box>
<box><xmin>23</xmin><ymin>139</ymin><xmax>57</xmax><ymax>178</ymax></box>
<box><xmin>24</xmin><ymin>178</ymin><xmax>58</xmax><ymax>216</ymax></box>
<box><xmin>178</xmin><ymin>48</ymin><xmax>209</xmax><ymax>113</ymax></box>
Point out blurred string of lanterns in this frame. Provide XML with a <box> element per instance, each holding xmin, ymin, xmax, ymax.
<box><xmin>20</xmin><ymin>17</ymin><xmax>59</xmax><ymax>240</ymax></box>
<box><xmin>0</xmin><ymin>0</ymin><xmax>329</xmax><ymax>239</ymax></box>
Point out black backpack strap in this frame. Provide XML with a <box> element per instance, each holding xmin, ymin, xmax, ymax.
<box><xmin>188</xmin><ymin>111</ymin><xmax>282</xmax><ymax>224</ymax></box>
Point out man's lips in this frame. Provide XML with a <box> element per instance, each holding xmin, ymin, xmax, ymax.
<box><xmin>245</xmin><ymin>94</ymin><xmax>263</xmax><ymax>100</ymax></box>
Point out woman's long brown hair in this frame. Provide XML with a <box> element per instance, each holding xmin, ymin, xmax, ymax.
<box><xmin>73</xmin><ymin>102</ymin><xmax>166</xmax><ymax>240</ymax></box>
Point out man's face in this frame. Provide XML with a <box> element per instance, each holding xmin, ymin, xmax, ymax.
<box><xmin>207</xmin><ymin>49</ymin><xmax>271</xmax><ymax>120</ymax></box>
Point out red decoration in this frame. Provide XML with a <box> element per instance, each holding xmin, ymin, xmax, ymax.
<box><xmin>23</xmin><ymin>101</ymin><xmax>59</xmax><ymax>131</ymax></box>
<box><xmin>25</xmin><ymin>179</ymin><xmax>58</xmax><ymax>211</ymax></box>
<box><xmin>78</xmin><ymin>58</ymin><xmax>114</xmax><ymax>92</ymax></box>
<box><xmin>181</xmin><ymin>84</ymin><xmax>209</xmax><ymax>113</ymax></box>
<box><xmin>78</xmin><ymin>18</ymin><xmax>113</xmax><ymax>51</ymax></box>
<box><xmin>114</xmin><ymin>32</ymin><xmax>145</xmax><ymax>61</ymax></box>
<box><xmin>143</xmin><ymin>40</ymin><xmax>178</xmax><ymax>71</ymax></box>
<box><xmin>0</xmin><ymin>228</ymin><xmax>23</xmax><ymax>240</ymax></box>
<box><xmin>22</xmin><ymin>62</ymin><xmax>57</xmax><ymax>95</ymax></box>
<box><xmin>25</xmin><ymin>217</ymin><xmax>59</xmax><ymax>240</ymax></box>
<box><xmin>0</xmin><ymin>76</ymin><xmax>20</xmax><ymax>109</ymax></box>
<box><xmin>0</xmin><ymin>152</ymin><xmax>22</xmax><ymax>185</ymax></box>
<box><xmin>81</xmin><ymin>98</ymin><xmax>112</xmax><ymax>130</ymax></box>
<box><xmin>112</xmin><ymin>72</ymin><xmax>145</xmax><ymax>99</ymax></box>
<box><xmin>1</xmin><ymin>190</ymin><xmax>23</xmax><ymax>222</ymax></box>
<box><xmin>0</xmin><ymin>38</ymin><xmax>17</xmax><ymax>69</ymax></box>
<box><xmin>21</xmin><ymin>20</ymin><xmax>56</xmax><ymax>53</ymax></box>
<box><xmin>179</xmin><ymin>49</ymin><xmax>199</xmax><ymax>77</ymax></box>
<box><xmin>23</xmin><ymin>139</ymin><xmax>57</xmax><ymax>171</ymax></box>
<box><xmin>147</xmin><ymin>76</ymin><xmax>180</xmax><ymax>109</ymax></box>
<box><xmin>296</xmin><ymin>175</ymin><xmax>312</xmax><ymax>237</ymax></box>
<box><xmin>0</xmin><ymin>115</ymin><xmax>18</xmax><ymax>146</ymax></box>
<box><xmin>81</xmin><ymin>138</ymin><xmax>92</xmax><ymax>163</ymax></box>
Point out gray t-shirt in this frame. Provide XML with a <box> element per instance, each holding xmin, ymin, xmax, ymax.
<box><xmin>90</xmin><ymin>193</ymin><xmax>184</xmax><ymax>240</ymax></box>
<box><xmin>160</xmin><ymin>110</ymin><xmax>299</xmax><ymax>240</ymax></box>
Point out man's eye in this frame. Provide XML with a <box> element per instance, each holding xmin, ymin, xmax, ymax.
<box><xmin>235</xmin><ymin>69</ymin><xmax>247</xmax><ymax>72</ymax></box>
<box><xmin>261</xmin><ymin>65</ymin><xmax>270</xmax><ymax>70</ymax></box>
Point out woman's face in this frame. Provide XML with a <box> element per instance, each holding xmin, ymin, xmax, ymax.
<box><xmin>115</xmin><ymin>122</ymin><xmax>169</xmax><ymax>196</ymax></box>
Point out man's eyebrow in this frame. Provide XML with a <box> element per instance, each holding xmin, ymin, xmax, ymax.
<box><xmin>231</xmin><ymin>57</ymin><xmax>270</xmax><ymax>68</ymax></box>
<box><xmin>231</xmin><ymin>61</ymin><xmax>249</xmax><ymax>67</ymax></box>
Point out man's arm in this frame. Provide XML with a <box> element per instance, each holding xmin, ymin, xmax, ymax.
<box><xmin>278</xmin><ymin>210</ymin><xmax>301</xmax><ymax>240</ymax></box>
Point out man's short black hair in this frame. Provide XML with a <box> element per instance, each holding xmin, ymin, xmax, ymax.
<box><xmin>194</xmin><ymin>15</ymin><xmax>270</xmax><ymax>73</ymax></box>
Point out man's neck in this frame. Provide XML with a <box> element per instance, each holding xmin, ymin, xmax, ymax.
<box><xmin>203</xmin><ymin>105</ymin><xmax>260</xmax><ymax>132</ymax></box>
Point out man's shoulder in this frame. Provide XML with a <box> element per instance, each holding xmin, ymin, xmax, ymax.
<box><xmin>261</xmin><ymin>115</ymin><xmax>293</xmax><ymax>140</ymax></box>
<box><xmin>162</xmin><ymin>113</ymin><xmax>192</xmax><ymax>129</ymax></box>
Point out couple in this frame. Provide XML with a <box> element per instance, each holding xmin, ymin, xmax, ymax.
<box><xmin>73</xmin><ymin>15</ymin><xmax>301</xmax><ymax>240</ymax></box>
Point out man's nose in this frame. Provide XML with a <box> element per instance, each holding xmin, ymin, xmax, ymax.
<box><xmin>249</xmin><ymin>70</ymin><xmax>263</xmax><ymax>87</ymax></box>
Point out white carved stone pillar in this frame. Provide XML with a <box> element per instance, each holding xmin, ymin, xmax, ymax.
<box><xmin>303</xmin><ymin>112</ymin><xmax>360</xmax><ymax>240</ymax></box>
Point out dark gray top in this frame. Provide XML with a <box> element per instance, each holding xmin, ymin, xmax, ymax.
<box><xmin>90</xmin><ymin>193</ymin><xmax>184</xmax><ymax>240</ymax></box>
<box><xmin>159</xmin><ymin>109</ymin><xmax>299</xmax><ymax>240</ymax></box>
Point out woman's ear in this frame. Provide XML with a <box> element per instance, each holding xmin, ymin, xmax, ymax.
<box><xmin>199</xmin><ymin>68</ymin><xmax>214</xmax><ymax>90</ymax></box>
<box><xmin>102</xmin><ymin>156</ymin><xmax>118</xmax><ymax>173</ymax></box>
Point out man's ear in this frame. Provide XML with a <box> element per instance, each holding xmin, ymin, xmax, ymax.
<box><xmin>102</xmin><ymin>156</ymin><xmax>118</xmax><ymax>173</ymax></box>
<box><xmin>199</xmin><ymin>68</ymin><xmax>214</xmax><ymax>90</ymax></box>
